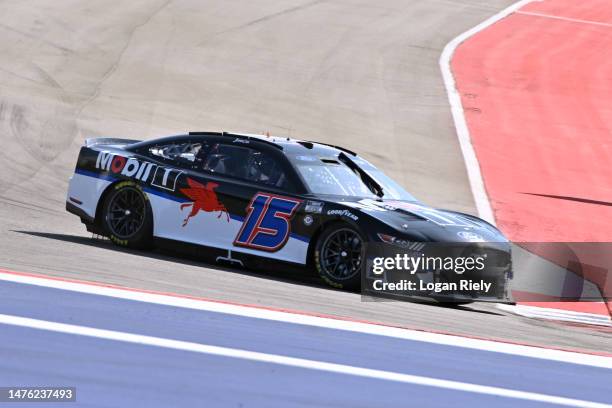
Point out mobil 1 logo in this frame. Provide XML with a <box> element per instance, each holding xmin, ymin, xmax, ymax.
<box><xmin>95</xmin><ymin>151</ymin><xmax>182</xmax><ymax>192</ymax></box>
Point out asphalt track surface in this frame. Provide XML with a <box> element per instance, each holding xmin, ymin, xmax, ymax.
<box><xmin>0</xmin><ymin>0</ymin><xmax>610</xmax><ymax>366</ymax></box>
<box><xmin>2</xmin><ymin>278</ymin><xmax>611</xmax><ymax>408</ymax></box>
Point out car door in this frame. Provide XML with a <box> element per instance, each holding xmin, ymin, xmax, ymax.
<box><xmin>167</xmin><ymin>138</ymin><xmax>310</xmax><ymax>264</ymax></box>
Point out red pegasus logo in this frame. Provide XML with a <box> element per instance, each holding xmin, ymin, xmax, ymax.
<box><xmin>179</xmin><ymin>178</ymin><xmax>230</xmax><ymax>226</ymax></box>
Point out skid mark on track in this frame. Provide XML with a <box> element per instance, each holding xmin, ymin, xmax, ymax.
<box><xmin>0</xmin><ymin>21</ymin><xmax>73</xmax><ymax>53</ymax></box>
<box><xmin>76</xmin><ymin>0</ymin><xmax>174</xmax><ymax>117</ymax></box>
<box><xmin>0</xmin><ymin>196</ymin><xmax>63</xmax><ymax>216</ymax></box>
<box><xmin>522</xmin><ymin>193</ymin><xmax>612</xmax><ymax>208</ymax></box>
<box><xmin>198</xmin><ymin>0</ymin><xmax>324</xmax><ymax>46</ymax></box>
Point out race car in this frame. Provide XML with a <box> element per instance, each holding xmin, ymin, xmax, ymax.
<box><xmin>66</xmin><ymin>131</ymin><xmax>511</xmax><ymax>299</ymax></box>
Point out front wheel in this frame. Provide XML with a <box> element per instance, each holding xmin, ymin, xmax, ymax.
<box><xmin>314</xmin><ymin>224</ymin><xmax>364</xmax><ymax>290</ymax></box>
<box><xmin>102</xmin><ymin>181</ymin><xmax>153</xmax><ymax>249</ymax></box>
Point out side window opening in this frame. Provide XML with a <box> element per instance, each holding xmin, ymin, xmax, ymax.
<box><xmin>149</xmin><ymin>142</ymin><xmax>203</xmax><ymax>163</ymax></box>
<box><xmin>245</xmin><ymin>150</ymin><xmax>287</xmax><ymax>188</ymax></box>
<box><xmin>201</xmin><ymin>143</ymin><xmax>289</xmax><ymax>189</ymax></box>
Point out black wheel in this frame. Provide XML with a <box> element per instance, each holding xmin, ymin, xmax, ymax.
<box><xmin>102</xmin><ymin>181</ymin><xmax>153</xmax><ymax>249</ymax></box>
<box><xmin>314</xmin><ymin>224</ymin><xmax>364</xmax><ymax>290</ymax></box>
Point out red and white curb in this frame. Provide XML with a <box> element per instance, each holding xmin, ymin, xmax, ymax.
<box><xmin>440</xmin><ymin>0</ymin><xmax>610</xmax><ymax>323</ymax></box>
<box><xmin>440</xmin><ymin>0</ymin><xmax>535</xmax><ymax>225</ymax></box>
<box><xmin>498</xmin><ymin>304</ymin><xmax>611</xmax><ymax>327</ymax></box>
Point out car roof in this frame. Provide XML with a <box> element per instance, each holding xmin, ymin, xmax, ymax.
<box><xmin>128</xmin><ymin>131</ymin><xmax>357</xmax><ymax>158</ymax></box>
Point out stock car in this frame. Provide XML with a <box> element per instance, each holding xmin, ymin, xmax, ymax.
<box><xmin>66</xmin><ymin>131</ymin><xmax>511</xmax><ymax>300</ymax></box>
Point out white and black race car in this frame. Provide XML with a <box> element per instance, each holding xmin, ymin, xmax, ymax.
<box><xmin>66</xmin><ymin>131</ymin><xmax>511</xmax><ymax>299</ymax></box>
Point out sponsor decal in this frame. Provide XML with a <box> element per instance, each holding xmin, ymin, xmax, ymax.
<box><xmin>377</xmin><ymin>233</ymin><xmax>426</xmax><ymax>251</ymax></box>
<box><xmin>383</xmin><ymin>200</ymin><xmax>479</xmax><ymax>227</ymax></box>
<box><xmin>234</xmin><ymin>193</ymin><xmax>302</xmax><ymax>252</ymax></box>
<box><xmin>347</xmin><ymin>198</ymin><xmax>483</xmax><ymax>228</ymax></box>
<box><xmin>179</xmin><ymin>177</ymin><xmax>229</xmax><ymax>226</ymax></box>
<box><xmin>233</xmin><ymin>138</ymin><xmax>250</xmax><ymax>144</ymax></box>
<box><xmin>96</xmin><ymin>152</ymin><xmax>114</xmax><ymax>171</ymax></box>
<box><xmin>343</xmin><ymin>199</ymin><xmax>388</xmax><ymax>212</ymax></box>
<box><xmin>110</xmin><ymin>156</ymin><xmax>127</xmax><ymax>173</ymax></box>
<box><xmin>457</xmin><ymin>231</ymin><xmax>484</xmax><ymax>242</ymax></box>
<box><xmin>151</xmin><ymin>167</ymin><xmax>182</xmax><ymax>191</ymax></box>
<box><xmin>326</xmin><ymin>208</ymin><xmax>358</xmax><ymax>221</ymax></box>
<box><xmin>95</xmin><ymin>152</ymin><xmax>181</xmax><ymax>191</ymax></box>
<box><xmin>304</xmin><ymin>200</ymin><xmax>324</xmax><ymax>214</ymax></box>
<box><xmin>303</xmin><ymin>215</ymin><xmax>314</xmax><ymax>226</ymax></box>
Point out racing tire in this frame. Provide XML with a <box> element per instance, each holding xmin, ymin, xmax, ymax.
<box><xmin>314</xmin><ymin>223</ymin><xmax>364</xmax><ymax>290</ymax></box>
<box><xmin>101</xmin><ymin>181</ymin><xmax>153</xmax><ymax>249</ymax></box>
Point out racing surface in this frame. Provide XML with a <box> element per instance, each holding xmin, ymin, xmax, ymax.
<box><xmin>0</xmin><ymin>0</ymin><xmax>610</xmax><ymax>355</ymax></box>
<box><xmin>2</xmin><ymin>279</ymin><xmax>611</xmax><ymax>408</ymax></box>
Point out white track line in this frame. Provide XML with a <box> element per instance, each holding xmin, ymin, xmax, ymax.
<box><xmin>439</xmin><ymin>0</ymin><xmax>534</xmax><ymax>224</ymax></box>
<box><xmin>516</xmin><ymin>11</ymin><xmax>612</xmax><ymax>28</ymax></box>
<box><xmin>1</xmin><ymin>271</ymin><xmax>611</xmax><ymax>367</ymax></box>
<box><xmin>1</xmin><ymin>313</ymin><xmax>610</xmax><ymax>408</ymax></box>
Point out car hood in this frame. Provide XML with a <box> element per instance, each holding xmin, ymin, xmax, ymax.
<box><xmin>338</xmin><ymin>198</ymin><xmax>508</xmax><ymax>243</ymax></box>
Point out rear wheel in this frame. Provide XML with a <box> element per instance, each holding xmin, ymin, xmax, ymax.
<box><xmin>102</xmin><ymin>181</ymin><xmax>153</xmax><ymax>249</ymax></box>
<box><xmin>314</xmin><ymin>224</ymin><xmax>364</xmax><ymax>290</ymax></box>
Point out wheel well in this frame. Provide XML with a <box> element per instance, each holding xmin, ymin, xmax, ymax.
<box><xmin>94</xmin><ymin>181</ymin><xmax>121</xmax><ymax>227</ymax></box>
<box><xmin>306</xmin><ymin>220</ymin><xmax>363</xmax><ymax>268</ymax></box>
<box><xmin>93</xmin><ymin>180</ymin><xmax>153</xmax><ymax>232</ymax></box>
<box><xmin>306</xmin><ymin>223</ymin><xmax>327</xmax><ymax>268</ymax></box>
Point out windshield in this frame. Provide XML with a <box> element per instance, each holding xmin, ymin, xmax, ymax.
<box><xmin>290</xmin><ymin>154</ymin><xmax>417</xmax><ymax>201</ymax></box>
<box><xmin>295</xmin><ymin>160</ymin><xmax>376</xmax><ymax>197</ymax></box>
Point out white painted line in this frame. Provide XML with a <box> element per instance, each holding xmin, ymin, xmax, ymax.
<box><xmin>1</xmin><ymin>313</ymin><xmax>609</xmax><ymax>408</ymax></box>
<box><xmin>1</xmin><ymin>271</ymin><xmax>611</xmax><ymax>368</ymax></box>
<box><xmin>498</xmin><ymin>304</ymin><xmax>612</xmax><ymax>327</ymax></box>
<box><xmin>439</xmin><ymin>0</ymin><xmax>534</xmax><ymax>224</ymax></box>
<box><xmin>516</xmin><ymin>11</ymin><xmax>612</xmax><ymax>28</ymax></box>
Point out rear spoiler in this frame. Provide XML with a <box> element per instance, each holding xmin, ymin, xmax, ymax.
<box><xmin>85</xmin><ymin>137</ymin><xmax>142</xmax><ymax>148</ymax></box>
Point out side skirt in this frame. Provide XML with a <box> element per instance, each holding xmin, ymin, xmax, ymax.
<box><xmin>153</xmin><ymin>237</ymin><xmax>309</xmax><ymax>275</ymax></box>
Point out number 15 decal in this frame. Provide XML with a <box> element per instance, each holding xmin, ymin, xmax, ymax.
<box><xmin>234</xmin><ymin>193</ymin><xmax>302</xmax><ymax>252</ymax></box>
